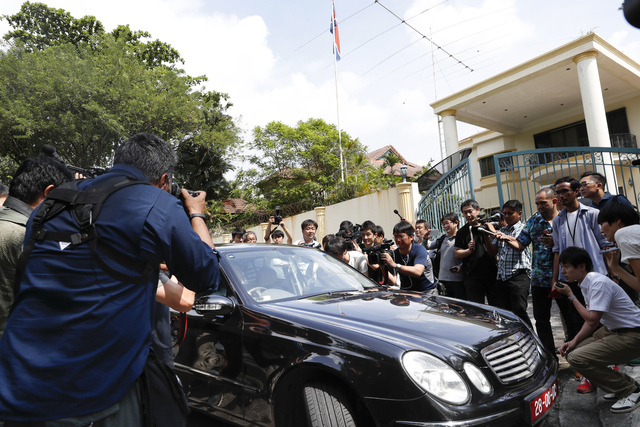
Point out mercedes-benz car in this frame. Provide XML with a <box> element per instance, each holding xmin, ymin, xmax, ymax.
<box><xmin>171</xmin><ymin>244</ymin><xmax>557</xmax><ymax>426</ymax></box>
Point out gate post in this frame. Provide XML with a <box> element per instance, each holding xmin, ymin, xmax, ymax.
<box><xmin>397</xmin><ymin>182</ymin><xmax>414</xmax><ymax>224</ymax></box>
<box><xmin>314</xmin><ymin>206</ymin><xmax>326</xmax><ymax>241</ymax></box>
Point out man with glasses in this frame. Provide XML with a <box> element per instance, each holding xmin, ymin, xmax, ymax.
<box><xmin>486</xmin><ymin>199</ymin><xmax>533</xmax><ymax>327</ymax></box>
<box><xmin>552</xmin><ymin>176</ymin><xmax>612</xmax><ymax>394</ymax></box>
<box><xmin>579</xmin><ymin>171</ymin><xmax>634</xmax><ymax>210</ymax></box>
<box><xmin>381</xmin><ymin>221</ymin><xmax>436</xmax><ymax>293</ymax></box>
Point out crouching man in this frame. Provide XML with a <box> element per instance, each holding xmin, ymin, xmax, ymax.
<box><xmin>554</xmin><ymin>246</ymin><xmax>640</xmax><ymax>413</ymax></box>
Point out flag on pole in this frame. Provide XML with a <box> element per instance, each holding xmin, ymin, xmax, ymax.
<box><xmin>330</xmin><ymin>4</ymin><xmax>341</xmax><ymax>61</ymax></box>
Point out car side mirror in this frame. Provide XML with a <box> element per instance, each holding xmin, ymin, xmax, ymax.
<box><xmin>194</xmin><ymin>295</ymin><xmax>236</xmax><ymax>315</ymax></box>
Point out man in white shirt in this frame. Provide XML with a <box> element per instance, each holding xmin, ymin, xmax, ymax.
<box><xmin>324</xmin><ymin>237</ymin><xmax>368</xmax><ymax>276</ymax></box>
<box><xmin>553</xmin><ymin>246</ymin><xmax>640</xmax><ymax>413</ymax></box>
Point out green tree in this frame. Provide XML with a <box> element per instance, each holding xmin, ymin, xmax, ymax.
<box><xmin>240</xmin><ymin>118</ymin><xmax>385</xmax><ymax>209</ymax></box>
<box><xmin>3</xmin><ymin>1</ymin><xmax>104</xmax><ymax>51</ymax></box>
<box><xmin>0</xmin><ymin>3</ymin><xmax>242</xmax><ymax>200</ymax></box>
<box><xmin>3</xmin><ymin>2</ymin><xmax>182</xmax><ymax>68</ymax></box>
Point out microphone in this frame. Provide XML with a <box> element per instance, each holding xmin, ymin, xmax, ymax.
<box><xmin>393</xmin><ymin>209</ymin><xmax>404</xmax><ymax>220</ymax></box>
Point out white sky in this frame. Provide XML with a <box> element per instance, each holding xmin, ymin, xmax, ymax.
<box><xmin>2</xmin><ymin>0</ymin><xmax>639</xmax><ymax>172</ymax></box>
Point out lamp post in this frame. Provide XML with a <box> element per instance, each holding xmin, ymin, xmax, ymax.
<box><xmin>401</xmin><ymin>163</ymin><xmax>408</xmax><ymax>183</ymax></box>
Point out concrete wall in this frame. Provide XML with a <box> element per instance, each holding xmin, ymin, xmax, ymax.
<box><xmin>212</xmin><ymin>183</ymin><xmax>421</xmax><ymax>244</ymax></box>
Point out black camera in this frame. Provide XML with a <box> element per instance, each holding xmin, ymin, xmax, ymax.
<box><xmin>362</xmin><ymin>239</ymin><xmax>394</xmax><ymax>264</ymax></box>
<box><xmin>170</xmin><ymin>182</ymin><xmax>199</xmax><ymax>200</ymax></box>
<box><xmin>41</xmin><ymin>145</ymin><xmax>109</xmax><ymax>178</ymax></box>
<box><xmin>336</xmin><ymin>223</ymin><xmax>363</xmax><ymax>245</ymax></box>
<box><xmin>476</xmin><ymin>212</ymin><xmax>502</xmax><ymax>228</ymax></box>
<box><xmin>273</xmin><ymin>206</ymin><xmax>283</xmax><ymax>224</ymax></box>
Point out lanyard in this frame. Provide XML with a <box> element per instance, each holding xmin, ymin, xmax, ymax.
<box><xmin>566</xmin><ymin>211</ymin><xmax>579</xmax><ymax>245</ymax></box>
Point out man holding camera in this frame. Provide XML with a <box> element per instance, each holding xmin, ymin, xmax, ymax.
<box><xmin>455</xmin><ymin>199</ymin><xmax>498</xmax><ymax>305</ymax></box>
<box><xmin>486</xmin><ymin>200</ymin><xmax>533</xmax><ymax>327</ymax></box>
<box><xmin>0</xmin><ymin>133</ymin><xmax>220</xmax><ymax>425</ymax></box>
<box><xmin>264</xmin><ymin>215</ymin><xmax>293</xmax><ymax>244</ymax></box>
<box><xmin>382</xmin><ymin>221</ymin><xmax>436</xmax><ymax>293</ymax></box>
<box><xmin>325</xmin><ymin>237</ymin><xmax>368</xmax><ymax>275</ymax></box>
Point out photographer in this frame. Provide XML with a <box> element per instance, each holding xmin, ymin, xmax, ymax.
<box><xmin>485</xmin><ymin>200</ymin><xmax>533</xmax><ymax>327</ymax></box>
<box><xmin>361</xmin><ymin>222</ymin><xmax>396</xmax><ymax>285</ymax></box>
<box><xmin>325</xmin><ymin>236</ymin><xmax>369</xmax><ymax>276</ymax></box>
<box><xmin>264</xmin><ymin>215</ymin><xmax>293</xmax><ymax>244</ymax></box>
<box><xmin>336</xmin><ymin>221</ymin><xmax>363</xmax><ymax>252</ymax></box>
<box><xmin>0</xmin><ymin>133</ymin><xmax>220</xmax><ymax>425</ymax></box>
<box><xmin>382</xmin><ymin>221</ymin><xmax>436</xmax><ymax>293</ymax></box>
<box><xmin>454</xmin><ymin>199</ymin><xmax>498</xmax><ymax>305</ymax></box>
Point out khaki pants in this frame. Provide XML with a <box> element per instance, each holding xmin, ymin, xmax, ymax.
<box><xmin>568</xmin><ymin>326</ymin><xmax>640</xmax><ymax>398</ymax></box>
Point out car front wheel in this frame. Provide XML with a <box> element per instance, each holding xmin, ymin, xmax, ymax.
<box><xmin>304</xmin><ymin>380</ymin><xmax>357</xmax><ymax>427</ymax></box>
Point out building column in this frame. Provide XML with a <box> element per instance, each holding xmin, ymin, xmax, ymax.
<box><xmin>440</xmin><ymin>109</ymin><xmax>459</xmax><ymax>158</ymax></box>
<box><xmin>314</xmin><ymin>206</ymin><xmax>326</xmax><ymax>242</ymax></box>
<box><xmin>573</xmin><ymin>51</ymin><xmax>617</xmax><ymax>193</ymax></box>
<box><xmin>260</xmin><ymin>222</ymin><xmax>269</xmax><ymax>243</ymax></box>
<box><xmin>396</xmin><ymin>182</ymin><xmax>414</xmax><ymax>224</ymax></box>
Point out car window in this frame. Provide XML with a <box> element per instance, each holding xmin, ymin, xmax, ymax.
<box><xmin>221</xmin><ymin>246</ymin><xmax>376</xmax><ymax>303</ymax></box>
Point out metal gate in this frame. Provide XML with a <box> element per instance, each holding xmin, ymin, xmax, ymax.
<box><xmin>417</xmin><ymin>157</ymin><xmax>474</xmax><ymax>230</ymax></box>
<box><xmin>494</xmin><ymin>147</ymin><xmax>640</xmax><ymax>219</ymax></box>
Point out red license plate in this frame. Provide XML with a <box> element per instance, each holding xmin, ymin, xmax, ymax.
<box><xmin>529</xmin><ymin>379</ymin><xmax>557</xmax><ymax>423</ymax></box>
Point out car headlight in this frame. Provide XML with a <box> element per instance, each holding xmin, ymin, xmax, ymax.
<box><xmin>402</xmin><ymin>351</ymin><xmax>469</xmax><ymax>405</ymax></box>
<box><xmin>463</xmin><ymin>363</ymin><xmax>492</xmax><ymax>395</ymax></box>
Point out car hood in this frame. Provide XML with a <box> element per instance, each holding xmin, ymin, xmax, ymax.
<box><xmin>265</xmin><ymin>290</ymin><xmax>524</xmax><ymax>356</ymax></box>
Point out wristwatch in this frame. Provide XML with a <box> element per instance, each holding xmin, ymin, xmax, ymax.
<box><xmin>189</xmin><ymin>213</ymin><xmax>207</xmax><ymax>220</ymax></box>
<box><xmin>568</xmin><ymin>295</ymin><xmax>577</xmax><ymax>302</ymax></box>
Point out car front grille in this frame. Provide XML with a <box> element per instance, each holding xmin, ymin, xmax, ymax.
<box><xmin>481</xmin><ymin>331</ymin><xmax>541</xmax><ymax>384</ymax></box>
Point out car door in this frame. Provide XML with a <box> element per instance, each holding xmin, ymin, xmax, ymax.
<box><xmin>171</xmin><ymin>273</ymin><xmax>247</xmax><ymax>422</ymax></box>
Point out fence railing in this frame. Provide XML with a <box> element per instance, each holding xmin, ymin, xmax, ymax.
<box><xmin>417</xmin><ymin>157</ymin><xmax>474</xmax><ymax>230</ymax></box>
<box><xmin>494</xmin><ymin>147</ymin><xmax>640</xmax><ymax>219</ymax></box>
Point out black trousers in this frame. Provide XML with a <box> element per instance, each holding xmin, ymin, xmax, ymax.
<box><xmin>531</xmin><ymin>284</ymin><xmax>585</xmax><ymax>355</ymax></box>
<box><xmin>495</xmin><ymin>270</ymin><xmax>532</xmax><ymax>328</ymax></box>
<box><xmin>464</xmin><ymin>276</ymin><xmax>498</xmax><ymax>306</ymax></box>
<box><xmin>440</xmin><ymin>280</ymin><xmax>466</xmax><ymax>300</ymax></box>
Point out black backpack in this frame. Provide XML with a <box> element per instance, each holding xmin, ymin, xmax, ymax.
<box><xmin>14</xmin><ymin>175</ymin><xmax>153</xmax><ymax>294</ymax></box>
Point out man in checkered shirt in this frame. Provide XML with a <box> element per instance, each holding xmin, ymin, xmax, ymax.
<box><xmin>486</xmin><ymin>199</ymin><xmax>533</xmax><ymax>327</ymax></box>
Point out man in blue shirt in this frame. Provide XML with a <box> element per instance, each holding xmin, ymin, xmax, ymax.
<box><xmin>382</xmin><ymin>221</ymin><xmax>436</xmax><ymax>293</ymax></box>
<box><xmin>0</xmin><ymin>133</ymin><xmax>220</xmax><ymax>425</ymax></box>
<box><xmin>579</xmin><ymin>171</ymin><xmax>635</xmax><ymax>210</ymax></box>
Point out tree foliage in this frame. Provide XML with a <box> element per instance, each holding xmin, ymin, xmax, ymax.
<box><xmin>0</xmin><ymin>2</ymin><xmax>242</xmax><ymax>200</ymax></box>
<box><xmin>3</xmin><ymin>1</ymin><xmax>104</xmax><ymax>51</ymax></box>
<box><xmin>3</xmin><ymin>2</ymin><xmax>182</xmax><ymax>68</ymax></box>
<box><xmin>239</xmin><ymin>118</ymin><xmax>387</xmax><ymax>209</ymax></box>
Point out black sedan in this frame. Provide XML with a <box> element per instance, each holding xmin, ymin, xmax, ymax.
<box><xmin>172</xmin><ymin>244</ymin><xmax>557</xmax><ymax>427</ymax></box>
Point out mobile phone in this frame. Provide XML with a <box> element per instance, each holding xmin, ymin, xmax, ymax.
<box><xmin>599</xmin><ymin>247</ymin><xmax>620</xmax><ymax>254</ymax></box>
<box><xmin>554</xmin><ymin>281</ymin><xmax>567</xmax><ymax>288</ymax></box>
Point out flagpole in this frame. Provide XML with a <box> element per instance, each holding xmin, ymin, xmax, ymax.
<box><xmin>331</xmin><ymin>0</ymin><xmax>345</xmax><ymax>182</ymax></box>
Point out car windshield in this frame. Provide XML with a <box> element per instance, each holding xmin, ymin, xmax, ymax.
<box><xmin>220</xmin><ymin>246</ymin><xmax>378</xmax><ymax>303</ymax></box>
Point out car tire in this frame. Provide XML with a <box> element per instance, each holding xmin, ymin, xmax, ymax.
<box><xmin>303</xmin><ymin>380</ymin><xmax>357</xmax><ymax>427</ymax></box>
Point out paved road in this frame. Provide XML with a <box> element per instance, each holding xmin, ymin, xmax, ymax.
<box><xmin>188</xmin><ymin>294</ymin><xmax>640</xmax><ymax>427</ymax></box>
<box><xmin>528</xmin><ymin>295</ymin><xmax>640</xmax><ymax>427</ymax></box>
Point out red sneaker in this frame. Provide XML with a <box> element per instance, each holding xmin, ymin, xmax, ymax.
<box><xmin>577</xmin><ymin>376</ymin><xmax>595</xmax><ymax>393</ymax></box>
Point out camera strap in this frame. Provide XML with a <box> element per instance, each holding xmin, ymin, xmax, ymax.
<box><xmin>14</xmin><ymin>176</ymin><xmax>153</xmax><ymax>296</ymax></box>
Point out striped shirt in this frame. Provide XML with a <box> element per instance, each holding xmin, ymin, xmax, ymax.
<box><xmin>494</xmin><ymin>221</ymin><xmax>531</xmax><ymax>281</ymax></box>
